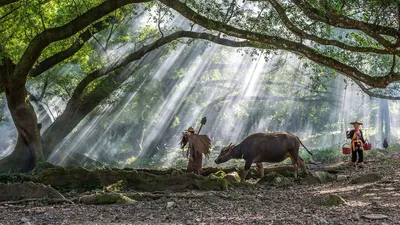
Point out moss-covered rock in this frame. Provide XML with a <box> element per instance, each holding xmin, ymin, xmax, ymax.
<box><xmin>225</xmin><ymin>172</ymin><xmax>241</xmax><ymax>183</ymax></box>
<box><xmin>79</xmin><ymin>193</ymin><xmax>135</xmax><ymax>205</ymax></box>
<box><xmin>301</xmin><ymin>171</ymin><xmax>335</xmax><ymax>185</ymax></box>
<box><xmin>202</xmin><ymin>171</ymin><xmax>231</xmax><ymax>190</ymax></box>
<box><xmin>0</xmin><ymin>182</ymin><xmax>65</xmax><ymax>202</ymax></box>
<box><xmin>351</xmin><ymin>172</ymin><xmax>382</xmax><ymax>184</ymax></box>
<box><xmin>31</xmin><ymin>162</ymin><xmax>60</xmax><ymax>175</ymax></box>
<box><xmin>35</xmin><ymin>167</ymin><xmax>240</xmax><ymax>192</ymax></box>
<box><xmin>312</xmin><ymin>171</ymin><xmax>336</xmax><ymax>183</ymax></box>
<box><xmin>125</xmin><ymin>193</ymin><xmax>156</xmax><ymax>201</ymax></box>
<box><xmin>106</xmin><ymin>180</ymin><xmax>128</xmax><ymax>192</ymax></box>
<box><xmin>336</xmin><ymin>175</ymin><xmax>347</xmax><ymax>181</ymax></box>
<box><xmin>258</xmin><ymin>172</ymin><xmax>291</xmax><ymax>186</ymax></box>
<box><xmin>0</xmin><ymin>173</ymin><xmax>34</xmax><ymax>184</ymax></box>
<box><xmin>325</xmin><ymin>194</ymin><xmax>347</xmax><ymax>206</ymax></box>
<box><xmin>208</xmin><ymin>170</ymin><xmax>226</xmax><ymax>179</ymax></box>
<box><xmin>36</xmin><ymin>166</ymin><xmax>99</xmax><ymax>190</ymax></box>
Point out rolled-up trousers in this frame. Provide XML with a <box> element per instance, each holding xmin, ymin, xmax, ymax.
<box><xmin>352</xmin><ymin>149</ymin><xmax>363</xmax><ymax>164</ymax></box>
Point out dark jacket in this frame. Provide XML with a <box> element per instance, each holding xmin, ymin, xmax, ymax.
<box><xmin>347</xmin><ymin>129</ymin><xmax>366</xmax><ymax>144</ymax></box>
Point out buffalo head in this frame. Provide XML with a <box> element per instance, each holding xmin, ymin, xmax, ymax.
<box><xmin>215</xmin><ymin>143</ymin><xmax>235</xmax><ymax>164</ymax></box>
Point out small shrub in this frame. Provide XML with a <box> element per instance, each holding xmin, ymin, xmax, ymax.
<box><xmin>304</xmin><ymin>147</ymin><xmax>341</xmax><ymax>164</ymax></box>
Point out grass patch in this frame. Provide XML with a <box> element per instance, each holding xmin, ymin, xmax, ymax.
<box><xmin>387</xmin><ymin>144</ymin><xmax>400</xmax><ymax>151</ymax></box>
<box><xmin>302</xmin><ymin>147</ymin><xmax>342</xmax><ymax>164</ymax></box>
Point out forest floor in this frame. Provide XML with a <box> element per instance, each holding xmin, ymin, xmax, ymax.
<box><xmin>1</xmin><ymin>149</ymin><xmax>400</xmax><ymax>225</ymax></box>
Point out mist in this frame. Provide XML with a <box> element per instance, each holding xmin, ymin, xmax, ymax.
<box><xmin>0</xmin><ymin>6</ymin><xmax>399</xmax><ymax>169</ymax></box>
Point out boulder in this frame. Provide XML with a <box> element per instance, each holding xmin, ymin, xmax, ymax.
<box><xmin>258</xmin><ymin>172</ymin><xmax>291</xmax><ymax>186</ymax></box>
<box><xmin>336</xmin><ymin>175</ymin><xmax>347</xmax><ymax>181</ymax></box>
<box><xmin>0</xmin><ymin>182</ymin><xmax>65</xmax><ymax>202</ymax></box>
<box><xmin>301</xmin><ymin>171</ymin><xmax>335</xmax><ymax>185</ymax></box>
<box><xmin>225</xmin><ymin>172</ymin><xmax>241</xmax><ymax>183</ymax></box>
<box><xmin>79</xmin><ymin>193</ymin><xmax>135</xmax><ymax>205</ymax></box>
<box><xmin>325</xmin><ymin>194</ymin><xmax>347</xmax><ymax>206</ymax></box>
<box><xmin>351</xmin><ymin>172</ymin><xmax>382</xmax><ymax>184</ymax></box>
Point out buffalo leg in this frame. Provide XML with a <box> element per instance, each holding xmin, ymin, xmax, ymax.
<box><xmin>299</xmin><ymin>156</ymin><xmax>308</xmax><ymax>176</ymax></box>
<box><xmin>242</xmin><ymin>160</ymin><xmax>253</xmax><ymax>182</ymax></box>
<box><xmin>289</xmin><ymin>155</ymin><xmax>299</xmax><ymax>179</ymax></box>
<box><xmin>256</xmin><ymin>162</ymin><xmax>264</xmax><ymax>178</ymax></box>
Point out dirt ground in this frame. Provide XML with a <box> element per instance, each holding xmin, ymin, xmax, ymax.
<box><xmin>1</xmin><ymin>150</ymin><xmax>400</xmax><ymax>225</ymax></box>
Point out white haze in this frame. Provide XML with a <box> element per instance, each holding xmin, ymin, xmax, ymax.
<box><xmin>0</xmin><ymin>5</ymin><xmax>399</xmax><ymax>169</ymax></box>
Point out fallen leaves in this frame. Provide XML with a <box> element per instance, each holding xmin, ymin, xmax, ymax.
<box><xmin>1</xmin><ymin>150</ymin><xmax>400</xmax><ymax>224</ymax></box>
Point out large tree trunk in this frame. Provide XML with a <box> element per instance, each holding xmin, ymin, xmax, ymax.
<box><xmin>41</xmin><ymin>68</ymin><xmax>147</xmax><ymax>158</ymax></box>
<box><xmin>380</xmin><ymin>99</ymin><xmax>391</xmax><ymax>144</ymax></box>
<box><xmin>0</xmin><ymin>82</ymin><xmax>43</xmax><ymax>173</ymax></box>
<box><xmin>41</xmin><ymin>50</ymin><xmax>160</xmax><ymax>158</ymax></box>
<box><xmin>41</xmin><ymin>80</ymin><xmax>119</xmax><ymax>158</ymax></box>
<box><xmin>41</xmin><ymin>101</ymin><xmax>82</xmax><ymax>158</ymax></box>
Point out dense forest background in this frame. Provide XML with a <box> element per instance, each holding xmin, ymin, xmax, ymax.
<box><xmin>0</xmin><ymin>0</ymin><xmax>399</xmax><ymax>170</ymax></box>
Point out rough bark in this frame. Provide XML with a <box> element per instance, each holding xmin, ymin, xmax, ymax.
<box><xmin>0</xmin><ymin>56</ymin><xmax>43</xmax><ymax>173</ymax></box>
<box><xmin>0</xmin><ymin>83</ymin><xmax>43</xmax><ymax>173</ymax></box>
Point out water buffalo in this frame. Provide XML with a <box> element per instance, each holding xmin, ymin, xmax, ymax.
<box><xmin>214</xmin><ymin>132</ymin><xmax>313</xmax><ymax>181</ymax></box>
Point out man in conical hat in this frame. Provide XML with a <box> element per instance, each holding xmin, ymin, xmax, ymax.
<box><xmin>180</xmin><ymin>125</ymin><xmax>211</xmax><ymax>174</ymax></box>
<box><xmin>186</xmin><ymin>126</ymin><xmax>196</xmax><ymax>161</ymax></box>
<box><xmin>347</xmin><ymin>121</ymin><xmax>366</xmax><ymax>168</ymax></box>
<box><xmin>187</xmin><ymin>126</ymin><xmax>195</xmax><ymax>133</ymax></box>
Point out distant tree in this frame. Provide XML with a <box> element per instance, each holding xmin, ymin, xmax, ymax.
<box><xmin>1</xmin><ymin>0</ymin><xmax>400</xmax><ymax>172</ymax></box>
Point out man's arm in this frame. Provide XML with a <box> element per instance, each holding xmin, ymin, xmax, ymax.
<box><xmin>347</xmin><ymin>130</ymin><xmax>355</xmax><ymax>139</ymax></box>
<box><xmin>360</xmin><ymin>130</ymin><xmax>366</xmax><ymax>143</ymax></box>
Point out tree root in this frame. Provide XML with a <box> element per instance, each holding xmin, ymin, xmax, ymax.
<box><xmin>0</xmin><ymin>198</ymin><xmax>74</xmax><ymax>205</ymax></box>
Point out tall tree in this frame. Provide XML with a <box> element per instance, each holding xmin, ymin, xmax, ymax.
<box><xmin>0</xmin><ymin>0</ymin><xmax>152</xmax><ymax>172</ymax></box>
<box><xmin>2</xmin><ymin>0</ymin><xmax>400</xmax><ymax>172</ymax></box>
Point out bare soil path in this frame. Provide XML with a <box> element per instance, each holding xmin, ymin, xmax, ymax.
<box><xmin>1</xmin><ymin>150</ymin><xmax>399</xmax><ymax>225</ymax></box>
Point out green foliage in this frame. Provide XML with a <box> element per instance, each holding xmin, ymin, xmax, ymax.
<box><xmin>171</xmin><ymin>116</ymin><xmax>180</xmax><ymax>128</ymax></box>
<box><xmin>387</xmin><ymin>144</ymin><xmax>400</xmax><ymax>151</ymax></box>
<box><xmin>95</xmin><ymin>193</ymin><xmax>126</xmax><ymax>204</ymax></box>
<box><xmin>306</xmin><ymin>147</ymin><xmax>341</xmax><ymax>163</ymax></box>
<box><xmin>0</xmin><ymin>173</ymin><xmax>34</xmax><ymax>184</ymax></box>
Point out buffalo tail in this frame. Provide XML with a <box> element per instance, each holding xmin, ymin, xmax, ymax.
<box><xmin>298</xmin><ymin>137</ymin><xmax>313</xmax><ymax>156</ymax></box>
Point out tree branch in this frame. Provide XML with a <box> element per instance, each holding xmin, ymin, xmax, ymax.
<box><xmin>352</xmin><ymin>79</ymin><xmax>400</xmax><ymax>100</ymax></box>
<box><xmin>267</xmin><ymin>0</ymin><xmax>399</xmax><ymax>55</ymax></box>
<box><xmin>0</xmin><ymin>0</ymin><xmax>19</xmax><ymax>8</ymax></box>
<box><xmin>251</xmin><ymin>0</ymin><xmax>397</xmax><ymax>48</ymax></box>
<box><xmin>159</xmin><ymin>0</ymin><xmax>400</xmax><ymax>88</ymax></box>
<box><xmin>13</xmin><ymin>0</ymin><xmax>151</xmax><ymax>86</ymax></box>
<box><xmin>29</xmin><ymin>18</ymin><xmax>114</xmax><ymax>78</ymax></box>
<box><xmin>289</xmin><ymin>0</ymin><xmax>400</xmax><ymax>40</ymax></box>
<box><xmin>308</xmin><ymin>1</ymin><xmax>395</xmax><ymax>48</ymax></box>
<box><xmin>391</xmin><ymin>55</ymin><xmax>396</xmax><ymax>73</ymax></box>
<box><xmin>70</xmin><ymin>30</ymin><xmax>251</xmax><ymax>102</ymax></box>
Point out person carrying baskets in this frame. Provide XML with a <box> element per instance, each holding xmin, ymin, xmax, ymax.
<box><xmin>346</xmin><ymin>121</ymin><xmax>366</xmax><ymax>168</ymax></box>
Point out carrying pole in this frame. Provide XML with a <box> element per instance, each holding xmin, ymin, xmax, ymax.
<box><xmin>196</xmin><ymin>117</ymin><xmax>207</xmax><ymax>135</ymax></box>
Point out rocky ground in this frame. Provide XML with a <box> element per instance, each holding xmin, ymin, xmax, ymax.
<box><xmin>1</xmin><ymin>150</ymin><xmax>400</xmax><ymax>225</ymax></box>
